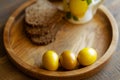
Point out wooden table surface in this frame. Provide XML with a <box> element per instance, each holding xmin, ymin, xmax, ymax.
<box><xmin>0</xmin><ymin>0</ymin><xmax>120</xmax><ymax>80</ymax></box>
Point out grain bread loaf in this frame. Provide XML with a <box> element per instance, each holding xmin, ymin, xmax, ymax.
<box><xmin>24</xmin><ymin>0</ymin><xmax>64</xmax><ymax>45</ymax></box>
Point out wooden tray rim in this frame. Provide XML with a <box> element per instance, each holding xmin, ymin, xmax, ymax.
<box><xmin>3</xmin><ymin>0</ymin><xmax>119</xmax><ymax>78</ymax></box>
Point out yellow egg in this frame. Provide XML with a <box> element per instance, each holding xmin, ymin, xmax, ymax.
<box><xmin>78</xmin><ymin>48</ymin><xmax>97</xmax><ymax>66</ymax></box>
<box><xmin>60</xmin><ymin>50</ymin><xmax>77</xmax><ymax>70</ymax></box>
<box><xmin>69</xmin><ymin>0</ymin><xmax>88</xmax><ymax>18</ymax></box>
<box><xmin>42</xmin><ymin>50</ymin><xmax>59</xmax><ymax>71</ymax></box>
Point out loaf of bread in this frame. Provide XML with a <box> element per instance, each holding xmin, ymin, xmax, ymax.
<box><xmin>24</xmin><ymin>0</ymin><xmax>64</xmax><ymax>45</ymax></box>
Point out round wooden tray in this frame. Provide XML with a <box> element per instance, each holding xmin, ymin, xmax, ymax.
<box><xmin>3</xmin><ymin>0</ymin><xmax>118</xmax><ymax>80</ymax></box>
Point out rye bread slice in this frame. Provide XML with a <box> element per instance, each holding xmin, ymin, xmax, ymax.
<box><xmin>30</xmin><ymin>33</ymin><xmax>55</xmax><ymax>45</ymax></box>
<box><xmin>25</xmin><ymin>22</ymin><xmax>50</xmax><ymax>36</ymax></box>
<box><xmin>29</xmin><ymin>19</ymin><xmax>65</xmax><ymax>45</ymax></box>
<box><xmin>24</xmin><ymin>0</ymin><xmax>65</xmax><ymax>45</ymax></box>
<box><xmin>25</xmin><ymin>0</ymin><xmax>57</xmax><ymax>27</ymax></box>
<box><xmin>25</xmin><ymin>10</ymin><xmax>64</xmax><ymax>36</ymax></box>
<box><xmin>30</xmin><ymin>25</ymin><xmax>57</xmax><ymax>45</ymax></box>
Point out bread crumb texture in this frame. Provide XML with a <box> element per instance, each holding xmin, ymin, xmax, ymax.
<box><xmin>25</xmin><ymin>0</ymin><xmax>57</xmax><ymax>26</ymax></box>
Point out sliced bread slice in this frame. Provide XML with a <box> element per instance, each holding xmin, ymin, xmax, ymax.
<box><xmin>24</xmin><ymin>0</ymin><xmax>65</xmax><ymax>45</ymax></box>
<box><xmin>28</xmin><ymin>19</ymin><xmax>65</xmax><ymax>45</ymax></box>
<box><xmin>25</xmin><ymin>0</ymin><xmax>57</xmax><ymax>27</ymax></box>
<box><xmin>25</xmin><ymin>10</ymin><xmax>64</xmax><ymax>36</ymax></box>
<box><xmin>30</xmin><ymin>33</ymin><xmax>55</xmax><ymax>45</ymax></box>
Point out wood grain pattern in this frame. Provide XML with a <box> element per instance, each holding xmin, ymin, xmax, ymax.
<box><xmin>0</xmin><ymin>0</ymin><xmax>27</xmax><ymax>58</ymax></box>
<box><xmin>3</xmin><ymin>0</ymin><xmax>118</xmax><ymax>80</ymax></box>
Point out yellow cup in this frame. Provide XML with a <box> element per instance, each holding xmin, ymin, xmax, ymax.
<box><xmin>63</xmin><ymin>0</ymin><xmax>104</xmax><ymax>24</ymax></box>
